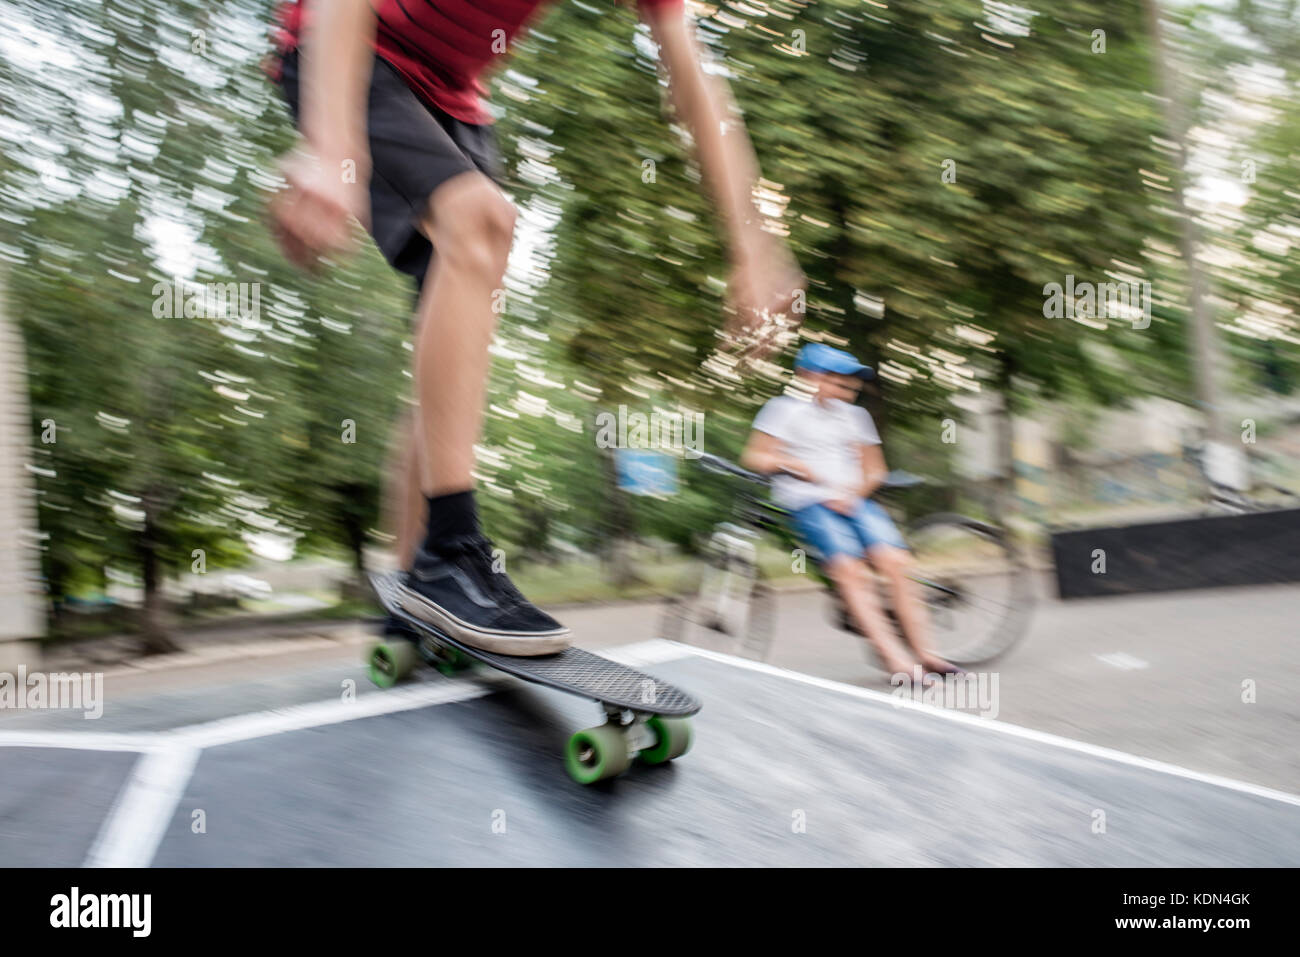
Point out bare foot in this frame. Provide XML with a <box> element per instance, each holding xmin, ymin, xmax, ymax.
<box><xmin>919</xmin><ymin>654</ymin><xmax>964</xmax><ymax>675</ymax></box>
<box><xmin>884</xmin><ymin>659</ymin><xmax>941</xmax><ymax>687</ymax></box>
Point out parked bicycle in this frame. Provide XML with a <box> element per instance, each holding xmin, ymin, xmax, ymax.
<box><xmin>659</xmin><ymin>452</ymin><xmax>1036</xmax><ymax>667</ymax></box>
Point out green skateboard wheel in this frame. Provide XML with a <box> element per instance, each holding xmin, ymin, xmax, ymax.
<box><xmin>565</xmin><ymin>724</ymin><xmax>632</xmax><ymax>784</ymax></box>
<box><xmin>368</xmin><ymin>640</ymin><xmax>417</xmax><ymax>688</ymax></box>
<box><xmin>432</xmin><ymin>645</ymin><xmax>473</xmax><ymax>677</ymax></box>
<box><xmin>638</xmin><ymin>716</ymin><xmax>693</xmax><ymax>765</ymax></box>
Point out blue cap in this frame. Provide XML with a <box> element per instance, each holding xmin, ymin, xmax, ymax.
<box><xmin>794</xmin><ymin>343</ymin><xmax>874</xmax><ymax>379</ymax></box>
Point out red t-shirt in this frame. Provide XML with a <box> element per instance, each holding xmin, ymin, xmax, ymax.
<box><xmin>273</xmin><ymin>0</ymin><xmax>684</xmax><ymax>125</ymax></box>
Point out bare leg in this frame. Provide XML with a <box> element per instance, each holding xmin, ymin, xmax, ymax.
<box><xmin>826</xmin><ymin>555</ymin><xmax>918</xmax><ymax>676</ymax></box>
<box><xmin>385</xmin><ymin>172</ymin><xmax>568</xmax><ymax>650</ymax></box>
<box><xmin>412</xmin><ymin>172</ymin><xmax>515</xmax><ymax>496</ymax></box>
<box><xmin>388</xmin><ymin>409</ymin><xmax>427</xmax><ymax>569</ymax></box>
<box><xmin>869</xmin><ymin>545</ymin><xmax>954</xmax><ymax>671</ymax></box>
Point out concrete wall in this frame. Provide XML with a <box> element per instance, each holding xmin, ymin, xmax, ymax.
<box><xmin>0</xmin><ymin>274</ymin><xmax>43</xmax><ymax>670</ymax></box>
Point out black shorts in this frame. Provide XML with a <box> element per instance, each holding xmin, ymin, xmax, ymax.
<box><xmin>275</xmin><ymin>49</ymin><xmax>503</xmax><ymax>286</ymax></box>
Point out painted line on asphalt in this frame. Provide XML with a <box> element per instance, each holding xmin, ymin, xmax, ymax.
<box><xmin>680</xmin><ymin>644</ymin><xmax>1300</xmax><ymax>809</ymax></box>
<box><xmin>174</xmin><ymin>639</ymin><xmax>689</xmax><ymax>748</ymax></box>
<box><xmin>174</xmin><ymin>675</ymin><xmax>504</xmax><ymax>749</ymax></box>
<box><xmin>0</xmin><ymin>640</ymin><xmax>690</xmax><ymax>755</ymax></box>
<box><xmin>11</xmin><ymin>639</ymin><xmax>694</xmax><ymax>868</ymax></box>
<box><xmin>0</xmin><ymin>731</ymin><xmax>156</xmax><ymax>751</ymax></box>
<box><xmin>83</xmin><ymin>745</ymin><xmax>201</xmax><ymax>868</ymax></box>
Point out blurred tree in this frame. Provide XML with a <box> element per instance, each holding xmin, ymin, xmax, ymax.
<box><xmin>498</xmin><ymin>0</ymin><xmax>1170</xmax><ymax>535</ymax></box>
<box><xmin>0</xmin><ymin>0</ymin><xmax>412</xmax><ymax>646</ymax></box>
<box><xmin>1</xmin><ymin>0</ymin><xmax>1294</xmax><ymax>627</ymax></box>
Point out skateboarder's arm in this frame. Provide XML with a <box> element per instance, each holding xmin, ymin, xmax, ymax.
<box><xmin>272</xmin><ymin>1</ymin><xmax>377</xmax><ymax>267</ymax></box>
<box><xmin>642</xmin><ymin>5</ymin><xmax>804</xmax><ymax>351</ymax></box>
<box><xmin>299</xmin><ymin>0</ymin><xmax>377</xmax><ymax>174</ymax></box>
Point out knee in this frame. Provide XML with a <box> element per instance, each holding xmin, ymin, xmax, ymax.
<box><xmin>873</xmin><ymin>548</ymin><xmax>911</xmax><ymax>582</ymax></box>
<box><xmin>423</xmin><ymin>177</ymin><xmax>516</xmax><ymax>276</ymax></box>
<box><xmin>827</xmin><ymin>557</ymin><xmax>866</xmax><ymax>589</ymax></box>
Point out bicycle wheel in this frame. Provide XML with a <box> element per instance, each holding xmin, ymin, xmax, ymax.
<box><xmin>903</xmin><ymin>512</ymin><xmax>1035</xmax><ymax>665</ymax></box>
<box><xmin>659</xmin><ymin>552</ymin><xmax>775</xmax><ymax>662</ymax></box>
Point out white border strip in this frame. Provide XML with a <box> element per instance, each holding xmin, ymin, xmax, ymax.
<box><xmin>10</xmin><ymin>639</ymin><xmax>1298</xmax><ymax>811</ymax></box>
<box><xmin>168</xmin><ymin>639</ymin><xmax>688</xmax><ymax>748</ymax></box>
<box><xmin>681</xmin><ymin>645</ymin><xmax>1300</xmax><ymax>809</ymax></box>
<box><xmin>177</xmin><ymin>675</ymin><xmax>504</xmax><ymax>749</ymax></box>
<box><xmin>83</xmin><ymin>745</ymin><xmax>200</xmax><ymax>868</ymax></box>
<box><xmin>0</xmin><ymin>731</ymin><xmax>155</xmax><ymax>751</ymax></box>
<box><xmin>0</xmin><ymin>640</ymin><xmax>690</xmax><ymax>755</ymax></box>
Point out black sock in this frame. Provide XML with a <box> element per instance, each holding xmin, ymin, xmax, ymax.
<box><xmin>422</xmin><ymin>490</ymin><xmax>480</xmax><ymax>553</ymax></box>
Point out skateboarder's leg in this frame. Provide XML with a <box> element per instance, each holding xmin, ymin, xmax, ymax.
<box><xmin>394</xmin><ymin>173</ymin><xmax>571</xmax><ymax>653</ymax></box>
<box><xmin>411</xmin><ymin>172</ymin><xmax>515</xmax><ymax>498</ymax></box>
<box><xmin>384</xmin><ymin>407</ymin><xmax>426</xmax><ymax>569</ymax></box>
<box><xmin>273</xmin><ymin>50</ymin><xmax>565</xmax><ymax>651</ymax></box>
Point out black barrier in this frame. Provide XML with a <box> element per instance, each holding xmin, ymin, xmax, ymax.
<box><xmin>1051</xmin><ymin>508</ymin><xmax>1300</xmax><ymax>599</ymax></box>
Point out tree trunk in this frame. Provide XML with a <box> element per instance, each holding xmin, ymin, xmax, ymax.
<box><xmin>992</xmin><ymin>359</ymin><xmax>1017</xmax><ymax>526</ymax></box>
<box><xmin>598</xmin><ymin>445</ymin><xmax>641</xmax><ymax>588</ymax></box>
<box><xmin>1143</xmin><ymin>0</ymin><xmax>1227</xmax><ymax>444</ymax></box>
<box><xmin>346</xmin><ymin>512</ymin><xmax>367</xmax><ymax>574</ymax></box>
<box><xmin>137</xmin><ymin>496</ymin><xmax>179</xmax><ymax>655</ymax></box>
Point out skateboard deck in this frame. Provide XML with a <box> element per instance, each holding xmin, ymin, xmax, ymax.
<box><xmin>367</xmin><ymin>571</ymin><xmax>701</xmax><ymax>783</ymax></box>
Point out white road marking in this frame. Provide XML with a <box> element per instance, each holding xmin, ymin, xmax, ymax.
<box><xmin>680</xmin><ymin>645</ymin><xmax>1300</xmax><ymax>809</ymax></box>
<box><xmin>600</xmin><ymin>638</ymin><xmax>694</xmax><ymax>668</ymax></box>
<box><xmin>0</xmin><ymin>640</ymin><xmax>688</xmax><ymax>755</ymax></box>
<box><xmin>167</xmin><ymin>640</ymin><xmax>687</xmax><ymax>749</ymax></box>
<box><xmin>7</xmin><ymin>638</ymin><xmax>695</xmax><ymax>868</ymax></box>
<box><xmin>83</xmin><ymin>745</ymin><xmax>200</xmax><ymax>868</ymax></box>
<box><xmin>176</xmin><ymin>674</ymin><xmax>506</xmax><ymax>749</ymax></box>
<box><xmin>1096</xmin><ymin>652</ymin><xmax>1150</xmax><ymax>670</ymax></box>
<box><xmin>0</xmin><ymin>731</ymin><xmax>155</xmax><ymax>751</ymax></box>
<box><xmin>13</xmin><ymin>635</ymin><xmax>1296</xmax><ymax>870</ymax></box>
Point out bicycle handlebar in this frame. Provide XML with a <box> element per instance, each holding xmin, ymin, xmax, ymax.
<box><xmin>691</xmin><ymin>453</ymin><xmax>928</xmax><ymax>490</ymax></box>
<box><xmin>692</xmin><ymin>452</ymin><xmax>769</xmax><ymax>484</ymax></box>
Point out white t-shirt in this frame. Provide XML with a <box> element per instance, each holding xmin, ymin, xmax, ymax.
<box><xmin>752</xmin><ymin>394</ymin><xmax>881</xmax><ymax>510</ymax></box>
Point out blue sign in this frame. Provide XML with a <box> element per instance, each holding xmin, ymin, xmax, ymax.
<box><xmin>615</xmin><ymin>450</ymin><xmax>679</xmax><ymax>497</ymax></box>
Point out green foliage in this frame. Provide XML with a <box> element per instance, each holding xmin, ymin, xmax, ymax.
<box><xmin>1</xmin><ymin>0</ymin><xmax>1296</xmax><ymax>626</ymax></box>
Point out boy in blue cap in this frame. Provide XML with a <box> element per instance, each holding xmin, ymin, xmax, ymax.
<box><xmin>741</xmin><ymin>344</ymin><xmax>956</xmax><ymax>679</ymax></box>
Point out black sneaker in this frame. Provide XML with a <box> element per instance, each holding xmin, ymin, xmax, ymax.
<box><xmin>395</xmin><ymin>534</ymin><xmax>570</xmax><ymax>655</ymax></box>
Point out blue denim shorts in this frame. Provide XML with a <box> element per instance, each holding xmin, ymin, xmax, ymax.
<box><xmin>791</xmin><ymin>499</ymin><xmax>907</xmax><ymax>563</ymax></box>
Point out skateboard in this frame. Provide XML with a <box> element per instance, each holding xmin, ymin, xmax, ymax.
<box><xmin>367</xmin><ymin>571</ymin><xmax>701</xmax><ymax>784</ymax></box>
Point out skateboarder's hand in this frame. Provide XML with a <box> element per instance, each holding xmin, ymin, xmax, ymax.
<box><xmin>271</xmin><ymin>143</ymin><xmax>370</xmax><ymax>270</ymax></box>
<box><xmin>724</xmin><ymin>237</ymin><xmax>805</xmax><ymax>361</ymax></box>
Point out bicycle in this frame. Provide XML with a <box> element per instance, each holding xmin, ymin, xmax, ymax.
<box><xmin>659</xmin><ymin>452</ymin><xmax>1036</xmax><ymax>668</ymax></box>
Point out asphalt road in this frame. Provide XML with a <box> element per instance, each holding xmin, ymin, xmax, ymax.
<box><xmin>2</xmin><ymin>579</ymin><xmax>1297</xmax><ymax>865</ymax></box>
